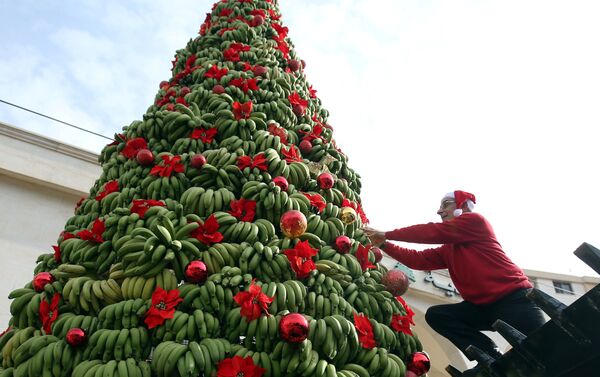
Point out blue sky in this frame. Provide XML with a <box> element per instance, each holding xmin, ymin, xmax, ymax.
<box><xmin>1</xmin><ymin>0</ymin><xmax>600</xmax><ymax>278</ymax></box>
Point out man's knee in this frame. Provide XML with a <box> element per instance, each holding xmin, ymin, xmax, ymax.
<box><xmin>425</xmin><ymin>305</ymin><xmax>447</xmax><ymax>329</ymax></box>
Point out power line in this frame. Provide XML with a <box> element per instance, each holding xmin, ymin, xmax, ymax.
<box><xmin>0</xmin><ymin>98</ymin><xmax>114</xmax><ymax>141</ymax></box>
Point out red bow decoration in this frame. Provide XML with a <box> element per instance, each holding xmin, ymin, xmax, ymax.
<box><xmin>302</xmin><ymin>193</ymin><xmax>326</xmax><ymax>213</ymax></box>
<box><xmin>354</xmin><ymin>313</ymin><xmax>376</xmax><ymax>349</ymax></box>
<box><xmin>150</xmin><ymin>155</ymin><xmax>185</xmax><ymax>177</ymax></box>
<box><xmin>130</xmin><ymin>199</ymin><xmax>165</xmax><ymax>218</ymax></box>
<box><xmin>39</xmin><ymin>293</ymin><xmax>61</xmax><ymax>334</ymax></box>
<box><xmin>121</xmin><ymin>138</ymin><xmax>148</xmax><ymax>159</ymax></box>
<box><xmin>233</xmin><ymin>280</ymin><xmax>273</xmax><ymax>321</ymax></box>
<box><xmin>173</xmin><ymin>54</ymin><xmax>201</xmax><ymax>84</ymax></box>
<box><xmin>95</xmin><ymin>180</ymin><xmax>119</xmax><ymax>201</ymax></box>
<box><xmin>288</xmin><ymin>92</ymin><xmax>309</xmax><ymax>116</ymax></box>
<box><xmin>355</xmin><ymin>243</ymin><xmax>376</xmax><ymax>271</ymax></box>
<box><xmin>342</xmin><ymin>198</ymin><xmax>369</xmax><ymax>224</ymax></box>
<box><xmin>78</xmin><ymin>219</ymin><xmax>105</xmax><ymax>243</ymax></box>
<box><xmin>232</xmin><ymin>101</ymin><xmax>253</xmax><ymax>120</ymax></box>
<box><xmin>217</xmin><ymin>355</ymin><xmax>265</xmax><ymax>377</ymax></box>
<box><xmin>52</xmin><ymin>245</ymin><xmax>61</xmax><ymax>263</ymax></box>
<box><xmin>229</xmin><ymin>77</ymin><xmax>259</xmax><ymax>93</ymax></box>
<box><xmin>391</xmin><ymin>296</ymin><xmax>416</xmax><ymax>336</ymax></box>
<box><xmin>267</xmin><ymin>123</ymin><xmax>288</xmax><ymax>145</ymax></box>
<box><xmin>190</xmin><ymin>127</ymin><xmax>218</xmax><ymax>143</ymax></box>
<box><xmin>283</xmin><ymin>240</ymin><xmax>318</xmax><ymax>279</ymax></box>
<box><xmin>237</xmin><ymin>153</ymin><xmax>268</xmax><ymax>171</ymax></box>
<box><xmin>144</xmin><ymin>287</ymin><xmax>183</xmax><ymax>329</ymax></box>
<box><xmin>205</xmin><ymin>65</ymin><xmax>229</xmax><ymax>80</ymax></box>
<box><xmin>228</xmin><ymin>198</ymin><xmax>257</xmax><ymax>222</ymax></box>
<box><xmin>281</xmin><ymin>145</ymin><xmax>303</xmax><ymax>164</ymax></box>
<box><xmin>190</xmin><ymin>214</ymin><xmax>224</xmax><ymax>245</ymax></box>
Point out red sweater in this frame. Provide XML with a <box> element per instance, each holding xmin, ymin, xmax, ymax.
<box><xmin>383</xmin><ymin>212</ymin><xmax>532</xmax><ymax>305</ymax></box>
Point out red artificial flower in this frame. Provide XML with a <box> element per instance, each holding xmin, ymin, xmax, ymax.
<box><xmin>311</xmin><ymin>114</ymin><xmax>332</xmax><ymax>130</ymax></box>
<box><xmin>231</xmin><ymin>43</ymin><xmax>251</xmax><ymax>52</ymax></box>
<box><xmin>249</xmin><ymin>9</ymin><xmax>266</xmax><ymax>18</ymax></box>
<box><xmin>354</xmin><ymin>313</ymin><xmax>376</xmax><ymax>349</ymax></box>
<box><xmin>283</xmin><ymin>240</ymin><xmax>318</xmax><ymax>279</ymax></box>
<box><xmin>78</xmin><ymin>219</ymin><xmax>105</xmax><ymax>243</ymax></box>
<box><xmin>95</xmin><ymin>180</ymin><xmax>119</xmax><ymax>201</ymax></box>
<box><xmin>121</xmin><ymin>138</ymin><xmax>148</xmax><ymax>159</ymax></box>
<box><xmin>237</xmin><ymin>153</ymin><xmax>268</xmax><ymax>171</ymax></box>
<box><xmin>223</xmin><ymin>48</ymin><xmax>240</xmax><ymax>62</ymax></box>
<box><xmin>52</xmin><ymin>245</ymin><xmax>61</xmax><ymax>263</ymax></box>
<box><xmin>302</xmin><ymin>192</ymin><xmax>326</xmax><ymax>213</ymax></box>
<box><xmin>237</xmin><ymin>0</ymin><xmax>254</xmax><ymax>3</ymax></box>
<box><xmin>173</xmin><ymin>54</ymin><xmax>201</xmax><ymax>84</ymax></box>
<box><xmin>219</xmin><ymin>8</ymin><xmax>233</xmax><ymax>17</ymax></box>
<box><xmin>61</xmin><ymin>231</ymin><xmax>76</xmax><ymax>240</ymax></box>
<box><xmin>268</xmin><ymin>9</ymin><xmax>280</xmax><ymax>21</ymax></box>
<box><xmin>190</xmin><ymin>214</ymin><xmax>224</xmax><ymax>245</ymax></box>
<box><xmin>275</xmin><ymin>39</ymin><xmax>290</xmax><ymax>59</ymax></box>
<box><xmin>281</xmin><ymin>145</ymin><xmax>303</xmax><ymax>164</ymax></box>
<box><xmin>288</xmin><ymin>92</ymin><xmax>309</xmax><ymax>116</ymax></box>
<box><xmin>156</xmin><ymin>90</ymin><xmax>177</xmax><ymax>107</ymax></box>
<box><xmin>391</xmin><ymin>296</ymin><xmax>415</xmax><ymax>335</ymax></box>
<box><xmin>190</xmin><ymin>127</ymin><xmax>218</xmax><ymax>143</ymax></box>
<box><xmin>299</xmin><ymin>123</ymin><xmax>326</xmax><ymax>143</ymax></box>
<box><xmin>233</xmin><ymin>280</ymin><xmax>273</xmax><ymax>321</ymax></box>
<box><xmin>228</xmin><ymin>198</ymin><xmax>257</xmax><ymax>222</ymax></box>
<box><xmin>39</xmin><ymin>293</ymin><xmax>61</xmax><ymax>334</ymax></box>
<box><xmin>205</xmin><ymin>65</ymin><xmax>229</xmax><ymax>80</ymax></box>
<box><xmin>130</xmin><ymin>199</ymin><xmax>165</xmax><ymax>218</ymax></box>
<box><xmin>397</xmin><ymin>296</ymin><xmax>416</xmax><ymax>324</ymax></box>
<box><xmin>308</xmin><ymin>85</ymin><xmax>317</xmax><ymax>98</ymax></box>
<box><xmin>217</xmin><ymin>355</ymin><xmax>265</xmax><ymax>377</ymax></box>
<box><xmin>241</xmin><ymin>62</ymin><xmax>253</xmax><ymax>71</ymax></box>
<box><xmin>144</xmin><ymin>287</ymin><xmax>183</xmax><ymax>329</ymax></box>
<box><xmin>232</xmin><ymin>101</ymin><xmax>253</xmax><ymax>120</ymax></box>
<box><xmin>74</xmin><ymin>196</ymin><xmax>86</xmax><ymax>210</ymax></box>
<box><xmin>229</xmin><ymin>77</ymin><xmax>259</xmax><ymax>93</ymax></box>
<box><xmin>271</xmin><ymin>23</ymin><xmax>288</xmax><ymax>38</ymax></box>
<box><xmin>356</xmin><ymin>243</ymin><xmax>375</xmax><ymax>271</ymax></box>
<box><xmin>150</xmin><ymin>155</ymin><xmax>185</xmax><ymax>177</ymax></box>
<box><xmin>342</xmin><ymin>198</ymin><xmax>369</xmax><ymax>224</ymax></box>
<box><xmin>175</xmin><ymin>96</ymin><xmax>189</xmax><ymax>107</ymax></box>
<box><xmin>200</xmin><ymin>13</ymin><xmax>212</xmax><ymax>35</ymax></box>
<box><xmin>107</xmin><ymin>133</ymin><xmax>125</xmax><ymax>146</ymax></box>
<box><xmin>218</xmin><ymin>27</ymin><xmax>237</xmax><ymax>36</ymax></box>
<box><xmin>267</xmin><ymin>123</ymin><xmax>288</xmax><ymax>145</ymax></box>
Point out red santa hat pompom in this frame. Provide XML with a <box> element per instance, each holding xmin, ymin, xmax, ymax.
<box><xmin>443</xmin><ymin>190</ymin><xmax>476</xmax><ymax>217</ymax></box>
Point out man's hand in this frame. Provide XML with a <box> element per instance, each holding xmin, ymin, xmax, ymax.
<box><xmin>362</xmin><ymin>226</ymin><xmax>386</xmax><ymax>247</ymax></box>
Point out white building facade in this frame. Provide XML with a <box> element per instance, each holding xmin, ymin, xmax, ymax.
<box><xmin>1</xmin><ymin>122</ymin><xmax>598</xmax><ymax>376</ymax></box>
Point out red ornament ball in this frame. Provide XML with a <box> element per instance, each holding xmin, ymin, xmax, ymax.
<box><xmin>252</xmin><ymin>15</ymin><xmax>265</xmax><ymax>26</ymax></box>
<box><xmin>279</xmin><ymin>313</ymin><xmax>309</xmax><ymax>343</ymax></box>
<box><xmin>253</xmin><ymin>65</ymin><xmax>268</xmax><ymax>77</ymax></box>
<box><xmin>190</xmin><ymin>154</ymin><xmax>207</xmax><ymax>169</ymax></box>
<box><xmin>273</xmin><ymin>176</ymin><xmax>289</xmax><ymax>191</ymax></box>
<box><xmin>334</xmin><ymin>236</ymin><xmax>352</xmax><ymax>254</ymax></box>
<box><xmin>317</xmin><ymin>172</ymin><xmax>335</xmax><ymax>189</ymax></box>
<box><xmin>213</xmin><ymin>85</ymin><xmax>225</xmax><ymax>94</ymax></box>
<box><xmin>405</xmin><ymin>372</ymin><xmax>418</xmax><ymax>377</ymax></box>
<box><xmin>280</xmin><ymin>210</ymin><xmax>307</xmax><ymax>238</ymax></box>
<box><xmin>288</xmin><ymin>59</ymin><xmax>301</xmax><ymax>72</ymax></box>
<box><xmin>32</xmin><ymin>272</ymin><xmax>54</xmax><ymax>292</ymax></box>
<box><xmin>406</xmin><ymin>352</ymin><xmax>431</xmax><ymax>375</ymax></box>
<box><xmin>299</xmin><ymin>140</ymin><xmax>312</xmax><ymax>154</ymax></box>
<box><xmin>185</xmin><ymin>260</ymin><xmax>208</xmax><ymax>283</ymax></box>
<box><xmin>66</xmin><ymin>328</ymin><xmax>87</xmax><ymax>347</ymax></box>
<box><xmin>372</xmin><ymin>247</ymin><xmax>383</xmax><ymax>263</ymax></box>
<box><xmin>301</xmin><ymin>60</ymin><xmax>306</xmax><ymax>68</ymax></box>
<box><xmin>292</xmin><ymin>104</ymin><xmax>305</xmax><ymax>117</ymax></box>
<box><xmin>136</xmin><ymin>149</ymin><xmax>154</xmax><ymax>166</ymax></box>
<box><xmin>382</xmin><ymin>269</ymin><xmax>410</xmax><ymax>296</ymax></box>
<box><xmin>180</xmin><ymin>86</ymin><xmax>191</xmax><ymax>96</ymax></box>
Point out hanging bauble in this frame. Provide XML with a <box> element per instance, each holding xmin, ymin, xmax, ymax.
<box><xmin>280</xmin><ymin>210</ymin><xmax>307</xmax><ymax>238</ymax></box>
<box><xmin>340</xmin><ymin>207</ymin><xmax>357</xmax><ymax>225</ymax></box>
<box><xmin>185</xmin><ymin>260</ymin><xmax>208</xmax><ymax>283</ymax></box>
<box><xmin>279</xmin><ymin>313</ymin><xmax>309</xmax><ymax>343</ymax></box>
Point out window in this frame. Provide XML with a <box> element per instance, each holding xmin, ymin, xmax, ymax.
<box><xmin>553</xmin><ymin>281</ymin><xmax>574</xmax><ymax>295</ymax></box>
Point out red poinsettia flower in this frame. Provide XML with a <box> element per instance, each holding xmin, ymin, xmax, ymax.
<box><xmin>95</xmin><ymin>180</ymin><xmax>119</xmax><ymax>201</ymax></box>
<box><xmin>288</xmin><ymin>92</ymin><xmax>309</xmax><ymax>116</ymax></box>
<box><xmin>241</xmin><ymin>61</ymin><xmax>253</xmax><ymax>71</ymax></box>
<box><xmin>52</xmin><ymin>245</ymin><xmax>61</xmax><ymax>263</ymax></box>
<box><xmin>200</xmin><ymin>12</ymin><xmax>212</xmax><ymax>35</ymax></box>
<box><xmin>391</xmin><ymin>313</ymin><xmax>413</xmax><ymax>336</ymax></box>
<box><xmin>268</xmin><ymin>9</ymin><xmax>280</xmax><ymax>21</ymax></box>
<box><xmin>271</xmin><ymin>23</ymin><xmax>288</xmax><ymax>38</ymax></box>
<box><xmin>78</xmin><ymin>219</ymin><xmax>105</xmax><ymax>243</ymax></box>
<box><xmin>229</xmin><ymin>77</ymin><xmax>259</xmax><ymax>93</ymax></box>
<box><xmin>39</xmin><ymin>293</ymin><xmax>61</xmax><ymax>334</ymax></box>
<box><xmin>217</xmin><ymin>355</ymin><xmax>265</xmax><ymax>377</ymax></box>
<box><xmin>121</xmin><ymin>137</ymin><xmax>148</xmax><ymax>159</ymax></box>
<box><xmin>190</xmin><ymin>127</ymin><xmax>218</xmax><ymax>143</ymax></box>
<box><xmin>299</xmin><ymin>123</ymin><xmax>326</xmax><ymax>143</ymax></box>
<box><xmin>130</xmin><ymin>199</ymin><xmax>165</xmax><ymax>218</ymax></box>
<box><xmin>237</xmin><ymin>153</ymin><xmax>268</xmax><ymax>171</ymax></box>
<box><xmin>173</xmin><ymin>54</ymin><xmax>201</xmax><ymax>84</ymax></box>
<box><xmin>219</xmin><ymin>8</ymin><xmax>233</xmax><ymax>17</ymax></box>
<box><xmin>308</xmin><ymin>85</ymin><xmax>317</xmax><ymax>98</ymax></box>
<box><xmin>233</xmin><ymin>280</ymin><xmax>273</xmax><ymax>321</ymax></box>
<box><xmin>356</xmin><ymin>243</ymin><xmax>375</xmax><ymax>271</ymax></box>
<box><xmin>302</xmin><ymin>193</ymin><xmax>326</xmax><ymax>213</ymax></box>
<box><xmin>175</xmin><ymin>95</ymin><xmax>189</xmax><ymax>107</ymax></box>
<box><xmin>223</xmin><ymin>48</ymin><xmax>241</xmax><ymax>62</ymax></box>
<box><xmin>156</xmin><ymin>90</ymin><xmax>177</xmax><ymax>107</ymax></box>
<box><xmin>61</xmin><ymin>231</ymin><xmax>76</xmax><ymax>240</ymax></box>
<box><xmin>311</xmin><ymin>114</ymin><xmax>333</xmax><ymax>131</ymax></box>
<box><xmin>283</xmin><ymin>240</ymin><xmax>318</xmax><ymax>279</ymax></box>
<box><xmin>205</xmin><ymin>65</ymin><xmax>229</xmax><ymax>80</ymax></box>
<box><xmin>354</xmin><ymin>313</ymin><xmax>376</xmax><ymax>349</ymax></box>
<box><xmin>249</xmin><ymin>9</ymin><xmax>266</xmax><ymax>18</ymax></box>
<box><xmin>144</xmin><ymin>287</ymin><xmax>183</xmax><ymax>329</ymax></box>
<box><xmin>342</xmin><ymin>198</ymin><xmax>369</xmax><ymax>224</ymax></box>
<box><xmin>150</xmin><ymin>155</ymin><xmax>185</xmax><ymax>177</ymax></box>
<box><xmin>228</xmin><ymin>198</ymin><xmax>257</xmax><ymax>222</ymax></box>
<box><xmin>190</xmin><ymin>214</ymin><xmax>224</xmax><ymax>245</ymax></box>
<box><xmin>281</xmin><ymin>145</ymin><xmax>303</xmax><ymax>164</ymax></box>
<box><xmin>276</xmin><ymin>39</ymin><xmax>290</xmax><ymax>59</ymax></box>
<box><xmin>232</xmin><ymin>101</ymin><xmax>253</xmax><ymax>120</ymax></box>
<box><xmin>106</xmin><ymin>133</ymin><xmax>125</xmax><ymax>147</ymax></box>
<box><xmin>267</xmin><ymin>123</ymin><xmax>288</xmax><ymax>145</ymax></box>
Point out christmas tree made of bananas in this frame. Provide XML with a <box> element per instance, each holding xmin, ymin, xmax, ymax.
<box><xmin>0</xmin><ymin>1</ymin><xmax>423</xmax><ymax>377</ymax></box>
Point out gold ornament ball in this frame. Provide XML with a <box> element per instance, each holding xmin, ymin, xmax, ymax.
<box><xmin>340</xmin><ymin>206</ymin><xmax>357</xmax><ymax>224</ymax></box>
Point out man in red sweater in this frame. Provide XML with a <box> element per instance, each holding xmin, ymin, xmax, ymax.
<box><xmin>364</xmin><ymin>190</ymin><xmax>546</xmax><ymax>360</ymax></box>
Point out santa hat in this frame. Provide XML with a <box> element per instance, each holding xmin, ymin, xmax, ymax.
<box><xmin>443</xmin><ymin>190</ymin><xmax>476</xmax><ymax>217</ymax></box>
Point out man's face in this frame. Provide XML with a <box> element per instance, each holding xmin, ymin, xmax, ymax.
<box><xmin>437</xmin><ymin>199</ymin><xmax>457</xmax><ymax>222</ymax></box>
